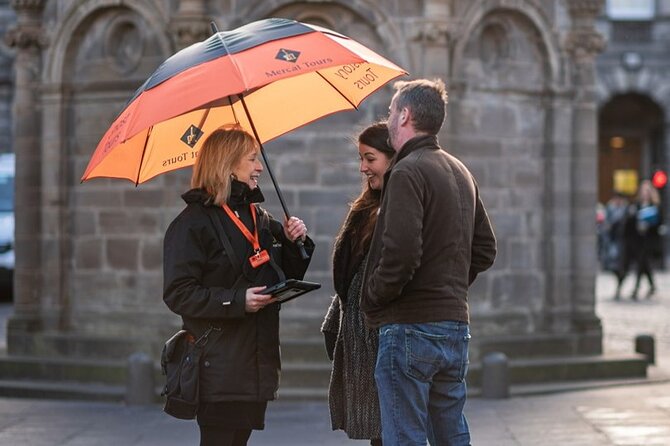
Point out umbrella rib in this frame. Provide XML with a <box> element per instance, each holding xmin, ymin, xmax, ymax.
<box><xmin>237</xmin><ymin>94</ymin><xmax>291</xmax><ymax>219</ymax></box>
<box><xmin>134</xmin><ymin>127</ymin><xmax>153</xmax><ymax>186</ymax></box>
<box><xmin>228</xmin><ymin>95</ymin><xmax>240</xmax><ymax>123</ymax></box>
<box><xmin>315</xmin><ymin>71</ymin><xmax>358</xmax><ymax>110</ymax></box>
<box><xmin>238</xmin><ymin>94</ymin><xmax>309</xmax><ymax>260</ymax></box>
<box><xmin>213</xmin><ymin>30</ymin><xmax>247</xmax><ymax>90</ymax></box>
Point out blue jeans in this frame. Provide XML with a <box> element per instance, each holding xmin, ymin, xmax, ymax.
<box><xmin>375</xmin><ymin>321</ymin><xmax>471</xmax><ymax>446</ymax></box>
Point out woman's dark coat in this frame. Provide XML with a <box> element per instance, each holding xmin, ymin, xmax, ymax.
<box><xmin>163</xmin><ymin>185</ymin><xmax>314</xmax><ymax>404</ymax></box>
<box><xmin>321</xmin><ymin>207</ymin><xmax>382</xmax><ymax>440</ymax></box>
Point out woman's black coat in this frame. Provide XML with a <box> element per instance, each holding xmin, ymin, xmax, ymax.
<box><xmin>163</xmin><ymin>186</ymin><xmax>314</xmax><ymax>403</ymax></box>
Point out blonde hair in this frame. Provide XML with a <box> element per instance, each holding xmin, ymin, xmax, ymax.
<box><xmin>191</xmin><ymin>128</ymin><xmax>259</xmax><ymax>206</ymax></box>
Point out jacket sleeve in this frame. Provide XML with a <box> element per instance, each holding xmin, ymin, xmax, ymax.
<box><xmin>367</xmin><ymin>170</ymin><xmax>423</xmax><ymax>306</ymax></box>
<box><xmin>469</xmin><ymin>191</ymin><xmax>497</xmax><ymax>285</ymax></box>
<box><xmin>163</xmin><ymin>213</ymin><xmax>247</xmax><ymax>320</ymax></box>
<box><xmin>269</xmin><ymin>218</ymin><xmax>315</xmax><ymax>280</ymax></box>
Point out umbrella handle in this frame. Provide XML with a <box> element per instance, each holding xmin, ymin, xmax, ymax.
<box><xmin>295</xmin><ymin>239</ymin><xmax>310</xmax><ymax>260</ymax></box>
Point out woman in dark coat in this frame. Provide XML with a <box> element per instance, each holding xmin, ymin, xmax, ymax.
<box><xmin>163</xmin><ymin>128</ymin><xmax>314</xmax><ymax>446</ymax></box>
<box><xmin>321</xmin><ymin>123</ymin><xmax>395</xmax><ymax>445</ymax></box>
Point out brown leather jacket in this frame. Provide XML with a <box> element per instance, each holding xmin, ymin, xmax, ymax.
<box><xmin>361</xmin><ymin>135</ymin><xmax>496</xmax><ymax>328</ymax></box>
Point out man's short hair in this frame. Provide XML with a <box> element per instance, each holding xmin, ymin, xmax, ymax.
<box><xmin>393</xmin><ymin>78</ymin><xmax>448</xmax><ymax>135</ymax></box>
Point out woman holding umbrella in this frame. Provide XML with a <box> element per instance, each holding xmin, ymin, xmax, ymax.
<box><xmin>321</xmin><ymin>123</ymin><xmax>395</xmax><ymax>445</ymax></box>
<box><xmin>163</xmin><ymin>127</ymin><xmax>314</xmax><ymax>446</ymax></box>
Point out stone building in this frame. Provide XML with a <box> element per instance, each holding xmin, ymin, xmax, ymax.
<box><xmin>595</xmin><ymin>0</ymin><xmax>670</xmax><ymax>263</ymax></box>
<box><xmin>2</xmin><ymin>0</ymin><xmax>633</xmax><ymax>397</ymax></box>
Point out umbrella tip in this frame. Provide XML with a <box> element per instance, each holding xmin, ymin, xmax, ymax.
<box><xmin>210</xmin><ymin>21</ymin><xmax>219</xmax><ymax>35</ymax></box>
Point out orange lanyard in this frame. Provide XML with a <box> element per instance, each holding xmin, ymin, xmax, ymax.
<box><xmin>222</xmin><ymin>204</ymin><xmax>261</xmax><ymax>253</ymax></box>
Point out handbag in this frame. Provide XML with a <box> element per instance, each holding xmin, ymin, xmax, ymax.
<box><xmin>161</xmin><ymin>326</ymin><xmax>222</xmax><ymax>419</ymax></box>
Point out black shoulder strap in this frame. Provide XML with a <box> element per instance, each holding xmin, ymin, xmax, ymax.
<box><xmin>254</xmin><ymin>205</ymin><xmax>286</xmax><ymax>283</ymax></box>
<box><xmin>203</xmin><ymin>205</ymin><xmax>243</xmax><ymax>278</ymax></box>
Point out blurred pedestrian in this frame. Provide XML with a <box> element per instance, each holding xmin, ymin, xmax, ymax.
<box><xmin>163</xmin><ymin>127</ymin><xmax>314</xmax><ymax>446</ymax></box>
<box><xmin>603</xmin><ymin>192</ymin><xmax>629</xmax><ymax>299</ymax></box>
<box><xmin>321</xmin><ymin>123</ymin><xmax>394</xmax><ymax>446</ymax></box>
<box><xmin>361</xmin><ymin>79</ymin><xmax>497</xmax><ymax>446</ymax></box>
<box><xmin>630</xmin><ymin>180</ymin><xmax>662</xmax><ymax>299</ymax></box>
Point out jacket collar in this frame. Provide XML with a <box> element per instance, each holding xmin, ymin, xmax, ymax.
<box><xmin>395</xmin><ymin>134</ymin><xmax>440</xmax><ymax>164</ymax></box>
<box><xmin>228</xmin><ymin>180</ymin><xmax>265</xmax><ymax>207</ymax></box>
<box><xmin>181</xmin><ymin>181</ymin><xmax>265</xmax><ymax>207</ymax></box>
<box><xmin>382</xmin><ymin>135</ymin><xmax>440</xmax><ymax>187</ymax></box>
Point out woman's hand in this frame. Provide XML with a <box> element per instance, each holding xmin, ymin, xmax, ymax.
<box><xmin>284</xmin><ymin>216</ymin><xmax>307</xmax><ymax>242</ymax></box>
<box><xmin>245</xmin><ymin>286</ymin><xmax>276</xmax><ymax>313</ymax></box>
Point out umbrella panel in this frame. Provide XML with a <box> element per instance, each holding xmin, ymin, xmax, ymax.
<box><xmin>84</xmin><ymin>60</ymin><xmax>402</xmax><ymax>184</ymax></box>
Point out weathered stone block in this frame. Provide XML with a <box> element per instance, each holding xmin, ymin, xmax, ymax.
<box><xmin>74</xmin><ymin>239</ymin><xmax>103</xmax><ymax>270</ymax></box>
<box><xmin>299</xmin><ymin>189</ymin><xmax>350</xmax><ymax>208</ymax></box>
<box><xmin>140</xmin><ymin>237</ymin><xmax>162</xmax><ymax>271</ymax></box>
<box><xmin>106</xmin><ymin>238</ymin><xmax>139</xmax><ymax>270</ymax></box>
<box><xmin>278</xmin><ymin>159</ymin><xmax>318</xmax><ymax>184</ymax></box>
<box><xmin>123</xmin><ymin>190</ymin><xmax>164</xmax><ymax>207</ymax></box>
<box><xmin>99</xmin><ymin>211</ymin><xmax>160</xmax><ymax>235</ymax></box>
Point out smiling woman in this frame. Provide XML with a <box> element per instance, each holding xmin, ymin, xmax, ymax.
<box><xmin>162</xmin><ymin>126</ymin><xmax>315</xmax><ymax>446</ymax></box>
<box><xmin>321</xmin><ymin>122</ymin><xmax>394</xmax><ymax>444</ymax></box>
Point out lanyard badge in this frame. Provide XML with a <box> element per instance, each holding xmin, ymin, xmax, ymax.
<box><xmin>222</xmin><ymin>204</ymin><xmax>270</xmax><ymax>268</ymax></box>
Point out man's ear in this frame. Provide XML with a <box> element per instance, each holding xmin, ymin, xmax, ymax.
<box><xmin>400</xmin><ymin>107</ymin><xmax>410</xmax><ymax>126</ymax></box>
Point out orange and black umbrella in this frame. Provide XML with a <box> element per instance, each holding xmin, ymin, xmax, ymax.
<box><xmin>82</xmin><ymin>18</ymin><xmax>406</xmax><ymax>183</ymax></box>
<box><xmin>81</xmin><ymin>18</ymin><xmax>406</xmax><ymax>254</ymax></box>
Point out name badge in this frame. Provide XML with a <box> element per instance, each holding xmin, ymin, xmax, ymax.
<box><xmin>249</xmin><ymin>249</ymin><xmax>270</xmax><ymax>268</ymax></box>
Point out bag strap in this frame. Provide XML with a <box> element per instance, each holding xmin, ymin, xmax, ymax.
<box><xmin>255</xmin><ymin>205</ymin><xmax>287</xmax><ymax>283</ymax></box>
<box><xmin>204</xmin><ymin>205</ymin><xmax>243</xmax><ymax>278</ymax></box>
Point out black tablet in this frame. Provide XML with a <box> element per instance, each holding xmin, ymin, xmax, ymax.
<box><xmin>262</xmin><ymin>279</ymin><xmax>321</xmax><ymax>303</ymax></box>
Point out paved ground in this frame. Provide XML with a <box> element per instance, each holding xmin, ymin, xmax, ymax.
<box><xmin>596</xmin><ymin>270</ymin><xmax>670</xmax><ymax>370</ymax></box>
<box><xmin>0</xmin><ymin>270</ymin><xmax>668</xmax><ymax>445</ymax></box>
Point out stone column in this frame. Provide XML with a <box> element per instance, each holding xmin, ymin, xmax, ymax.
<box><xmin>404</xmin><ymin>0</ymin><xmax>452</xmax><ymax>79</ymax></box>
<box><xmin>169</xmin><ymin>0</ymin><xmax>210</xmax><ymax>51</ymax></box>
<box><xmin>4</xmin><ymin>0</ymin><xmax>46</xmax><ymax>352</ymax></box>
<box><xmin>564</xmin><ymin>0</ymin><xmax>606</xmax><ymax>354</ymax></box>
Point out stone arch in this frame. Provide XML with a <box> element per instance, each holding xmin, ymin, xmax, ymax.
<box><xmin>447</xmin><ymin>2</ymin><xmax>558</xmax><ymax>334</ymax></box>
<box><xmin>43</xmin><ymin>0</ymin><xmax>172</xmax><ymax>85</ymax></box>
<box><xmin>230</xmin><ymin>0</ymin><xmax>410</xmax><ymax>70</ymax></box>
<box><xmin>452</xmin><ymin>0</ymin><xmax>560</xmax><ymax>89</ymax></box>
<box><xmin>597</xmin><ymin>67</ymin><xmax>670</xmax><ymax>113</ymax></box>
<box><xmin>39</xmin><ymin>1</ymin><xmax>177</xmax><ymax>335</ymax></box>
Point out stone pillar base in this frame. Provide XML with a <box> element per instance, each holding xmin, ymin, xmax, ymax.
<box><xmin>6</xmin><ymin>313</ymin><xmax>42</xmax><ymax>355</ymax></box>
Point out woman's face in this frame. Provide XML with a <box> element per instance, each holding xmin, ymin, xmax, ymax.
<box><xmin>359</xmin><ymin>143</ymin><xmax>392</xmax><ymax>191</ymax></box>
<box><xmin>232</xmin><ymin>149</ymin><xmax>263</xmax><ymax>189</ymax></box>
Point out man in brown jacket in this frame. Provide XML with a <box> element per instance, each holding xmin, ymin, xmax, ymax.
<box><xmin>361</xmin><ymin>79</ymin><xmax>496</xmax><ymax>446</ymax></box>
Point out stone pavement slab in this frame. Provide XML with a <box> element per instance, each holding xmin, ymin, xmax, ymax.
<box><xmin>0</xmin><ymin>381</ymin><xmax>669</xmax><ymax>445</ymax></box>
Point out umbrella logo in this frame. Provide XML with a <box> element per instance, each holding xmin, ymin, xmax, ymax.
<box><xmin>275</xmin><ymin>48</ymin><xmax>301</xmax><ymax>63</ymax></box>
<box><xmin>180</xmin><ymin>125</ymin><xmax>204</xmax><ymax>148</ymax></box>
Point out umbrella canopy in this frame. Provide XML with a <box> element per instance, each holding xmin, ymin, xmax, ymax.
<box><xmin>81</xmin><ymin>18</ymin><xmax>407</xmax><ymax>185</ymax></box>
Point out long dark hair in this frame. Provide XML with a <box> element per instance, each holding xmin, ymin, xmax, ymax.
<box><xmin>340</xmin><ymin>122</ymin><xmax>395</xmax><ymax>260</ymax></box>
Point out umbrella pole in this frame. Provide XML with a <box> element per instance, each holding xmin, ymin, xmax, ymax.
<box><xmin>238</xmin><ymin>95</ymin><xmax>310</xmax><ymax>260</ymax></box>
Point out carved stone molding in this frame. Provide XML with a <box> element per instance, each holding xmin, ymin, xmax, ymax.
<box><xmin>10</xmin><ymin>0</ymin><xmax>46</xmax><ymax>12</ymax></box>
<box><xmin>169</xmin><ymin>16</ymin><xmax>211</xmax><ymax>49</ymax></box>
<box><xmin>408</xmin><ymin>20</ymin><xmax>450</xmax><ymax>45</ymax></box>
<box><xmin>170</xmin><ymin>0</ymin><xmax>210</xmax><ymax>49</ymax></box>
<box><xmin>4</xmin><ymin>24</ymin><xmax>47</xmax><ymax>49</ymax></box>
<box><xmin>7</xmin><ymin>0</ymin><xmax>47</xmax><ymax>49</ymax></box>
<box><xmin>564</xmin><ymin>0</ymin><xmax>605</xmax><ymax>62</ymax></box>
<box><xmin>564</xmin><ymin>29</ymin><xmax>605</xmax><ymax>62</ymax></box>
<box><xmin>565</xmin><ymin>0</ymin><xmax>604</xmax><ymax>19</ymax></box>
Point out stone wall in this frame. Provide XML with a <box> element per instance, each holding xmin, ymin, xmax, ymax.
<box><xmin>5</xmin><ymin>0</ymin><xmax>605</xmax><ymax>359</ymax></box>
